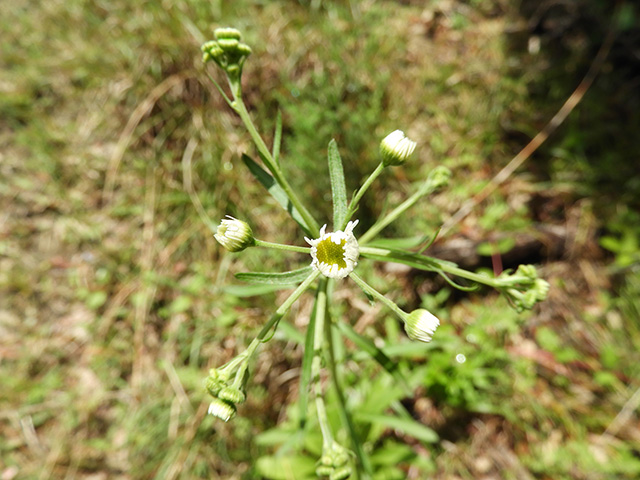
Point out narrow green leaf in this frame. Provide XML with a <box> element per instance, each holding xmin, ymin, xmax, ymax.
<box><xmin>242</xmin><ymin>154</ymin><xmax>312</xmax><ymax>236</ymax></box>
<box><xmin>327</xmin><ymin>139</ymin><xmax>348</xmax><ymax>229</ymax></box>
<box><xmin>235</xmin><ymin>266</ymin><xmax>313</xmax><ymax>285</ymax></box>
<box><xmin>273</xmin><ymin>110</ymin><xmax>282</xmax><ymax>165</ymax></box>
<box><xmin>354</xmin><ymin>413</ymin><xmax>439</xmax><ymax>443</ymax></box>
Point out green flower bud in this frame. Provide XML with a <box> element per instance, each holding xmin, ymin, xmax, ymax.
<box><xmin>534</xmin><ymin>278</ymin><xmax>550</xmax><ymax>301</ymax></box>
<box><xmin>207</xmin><ymin>398</ymin><xmax>237</xmax><ymax>422</ymax></box>
<box><xmin>205</xmin><ymin>376</ymin><xmax>225</xmax><ymax>397</ymax></box>
<box><xmin>380</xmin><ymin>130</ymin><xmax>417</xmax><ymax>167</ymax></box>
<box><xmin>236</xmin><ymin>43</ymin><xmax>252</xmax><ymax>56</ymax></box>
<box><xmin>218</xmin><ymin>386</ymin><xmax>246</xmax><ymax>404</ymax></box>
<box><xmin>214</xmin><ymin>216</ymin><xmax>255</xmax><ymax>252</ymax></box>
<box><xmin>316</xmin><ymin>466</ymin><xmax>334</xmax><ymax>477</ymax></box>
<box><xmin>330</xmin><ymin>466</ymin><xmax>352</xmax><ymax>480</ymax></box>
<box><xmin>217</xmin><ymin>38</ymin><xmax>240</xmax><ymax>50</ymax></box>
<box><xmin>214</xmin><ymin>27</ymin><xmax>242</xmax><ymax>41</ymax></box>
<box><xmin>425</xmin><ymin>165</ymin><xmax>451</xmax><ymax>190</ymax></box>
<box><xmin>404</xmin><ymin>309</ymin><xmax>440</xmax><ymax>343</ymax></box>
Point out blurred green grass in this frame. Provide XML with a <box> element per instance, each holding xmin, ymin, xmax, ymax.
<box><xmin>2</xmin><ymin>0</ymin><xmax>640</xmax><ymax>478</ymax></box>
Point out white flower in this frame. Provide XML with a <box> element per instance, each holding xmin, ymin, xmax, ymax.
<box><xmin>214</xmin><ymin>215</ymin><xmax>255</xmax><ymax>252</ymax></box>
<box><xmin>380</xmin><ymin>130</ymin><xmax>417</xmax><ymax>166</ymax></box>
<box><xmin>305</xmin><ymin>220</ymin><xmax>360</xmax><ymax>279</ymax></box>
<box><xmin>208</xmin><ymin>398</ymin><xmax>237</xmax><ymax>422</ymax></box>
<box><xmin>404</xmin><ymin>309</ymin><xmax>440</xmax><ymax>343</ymax></box>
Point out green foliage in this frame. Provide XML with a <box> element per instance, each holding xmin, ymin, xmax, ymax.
<box><xmin>3</xmin><ymin>0</ymin><xmax>640</xmax><ymax>479</ymax></box>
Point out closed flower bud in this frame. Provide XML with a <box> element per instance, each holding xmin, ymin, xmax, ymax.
<box><xmin>207</xmin><ymin>398</ymin><xmax>237</xmax><ymax>422</ymax></box>
<box><xmin>214</xmin><ymin>27</ymin><xmax>242</xmax><ymax>41</ymax></box>
<box><xmin>217</xmin><ymin>38</ymin><xmax>240</xmax><ymax>50</ymax></box>
<box><xmin>214</xmin><ymin>216</ymin><xmax>255</xmax><ymax>252</ymax></box>
<box><xmin>205</xmin><ymin>377</ymin><xmax>224</xmax><ymax>397</ymax></box>
<box><xmin>404</xmin><ymin>309</ymin><xmax>440</xmax><ymax>343</ymax></box>
<box><xmin>330</xmin><ymin>466</ymin><xmax>352</xmax><ymax>480</ymax></box>
<box><xmin>218</xmin><ymin>386</ymin><xmax>246</xmax><ymax>404</ymax></box>
<box><xmin>534</xmin><ymin>278</ymin><xmax>550</xmax><ymax>301</ymax></box>
<box><xmin>316</xmin><ymin>466</ymin><xmax>334</xmax><ymax>477</ymax></box>
<box><xmin>380</xmin><ymin>130</ymin><xmax>417</xmax><ymax>167</ymax></box>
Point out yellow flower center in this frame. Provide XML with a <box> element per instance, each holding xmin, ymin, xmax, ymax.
<box><xmin>315</xmin><ymin>238</ymin><xmax>347</xmax><ymax>269</ymax></box>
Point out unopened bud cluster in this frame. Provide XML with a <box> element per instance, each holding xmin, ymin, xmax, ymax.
<box><xmin>206</xmin><ymin>367</ymin><xmax>247</xmax><ymax>422</ymax></box>
<box><xmin>500</xmin><ymin>264</ymin><xmax>550</xmax><ymax>312</ymax></box>
<box><xmin>316</xmin><ymin>441</ymin><xmax>353</xmax><ymax>480</ymax></box>
<box><xmin>202</xmin><ymin>28</ymin><xmax>252</xmax><ymax>81</ymax></box>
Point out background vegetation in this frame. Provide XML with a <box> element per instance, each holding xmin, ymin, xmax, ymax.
<box><xmin>2</xmin><ymin>0</ymin><xmax>639</xmax><ymax>478</ymax></box>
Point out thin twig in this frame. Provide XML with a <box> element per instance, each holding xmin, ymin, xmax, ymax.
<box><xmin>603</xmin><ymin>386</ymin><xmax>640</xmax><ymax>438</ymax></box>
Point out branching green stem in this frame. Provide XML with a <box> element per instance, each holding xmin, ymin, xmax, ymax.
<box><xmin>359</xmin><ymin>246</ymin><xmax>526</xmax><ymax>290</ymax></box>
<box><xmin>254</xmin><ymin>239</ymin><xmax>310</xmax><ymax>254</ymax></box>
<box><xmin>230</xmin><ymin>271</ymin><xmax>320</xmax><ymax>385</ymax></box>
<box><xmin>350</xmin><ymin>272</ymin><xmax>407</xmax><ymax>321</ymax></box>
<box><xmin>312</xmin><ymin>278</ymin><xmax>334</xmax><ymax>447</ymax></box>
<box><xmin>342</xmin><ymin>162</ymin><xmax>385</xmax><ymax>230</ymax></box>
<box><xmin>255</xmin><ymin>270</ymin><xmax>320</xmax><ymax>342</ymax></box>
<box><xmin>359</xmin><ymin>184</ymin><xmax>431</xmax><ymax>245</ymax></box>
<box><xmin>325</xmin><ymin>301</ymin><xmax>372</xmax><ymax>476</ymax></box>
<box><xmin>227</xmin><ymin>80</ymin><xmax>320</xmax><ymax>236</ymax></box>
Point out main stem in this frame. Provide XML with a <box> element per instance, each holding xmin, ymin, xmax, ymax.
<box><xmin>325</xmin><ymin>299</ymin><xmax>372</xmax><ymax>477</ymax></box>
<box><xmin>359</xmin><ymin>185</ymin><xmax>426</xmax><ymax>245</ymax></box>
<box><xmin>255</xmin><ymin>271</ymin><xmax>320</xmax><ymax>342</ymax></box>
<box><xmin>312</xmin><ymin>278</ymin><xmax>334</xmax><ymax>446</ymax></box>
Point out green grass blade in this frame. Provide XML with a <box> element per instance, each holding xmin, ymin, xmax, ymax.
<box><xmin>327</xmin><ymin>139</ymin><xmax>348</xmax><ymax>229</ymax></box>
<box><xmin>242</xmin><ymin>154</ymin><xmax>312</xmax><ymax>236</ymax></box>
<box><xmin>235</xmin><ymin>266</ymin><xmax>313</xmax><ymax>285</ymax></box>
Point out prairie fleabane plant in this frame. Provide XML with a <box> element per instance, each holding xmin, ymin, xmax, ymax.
<box><xmin>198</xmin><ymin>27</ymin><xmax>549</xmax><ymax>479</ymax></box>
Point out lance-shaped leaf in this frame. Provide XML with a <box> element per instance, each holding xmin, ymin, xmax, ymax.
<box><xmin>235</xmin><ymin>266</ymin><xmax>313</xmax><ymax>285</ymax></box>
<box><xmin>242</xmin><ymin>154</ymin><xmax>312</xmax><ymax>236</ymax></box>
<box><xmin>327</xmin><ymin>139</ymin><xmax>348</xmax><ymax>229</ymax></box>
